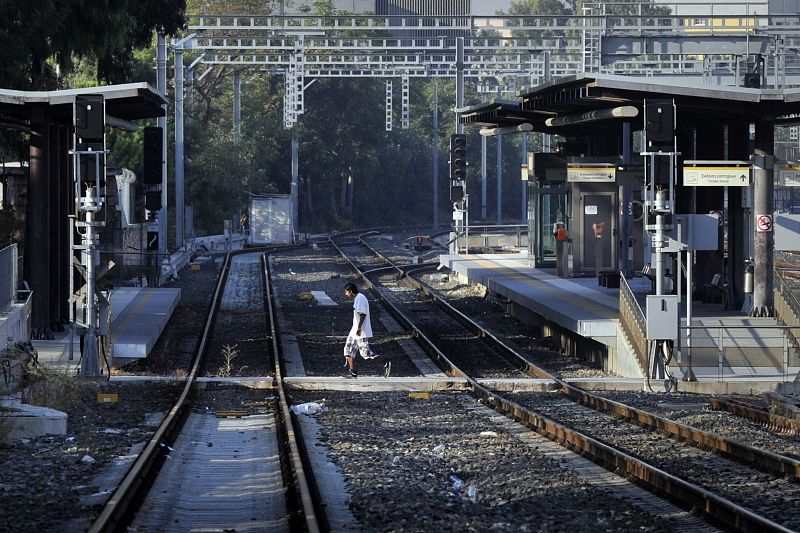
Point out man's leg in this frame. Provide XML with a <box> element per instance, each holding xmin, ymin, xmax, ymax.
<box><xmin>343</xmin><ymin>334</ymin><xmax>358</xmax><ymax>377</ymax></box>
<box><xmin>356</xmin><ymin>338</ymin><xmax>390</xmax><ymax>377</ymax></box>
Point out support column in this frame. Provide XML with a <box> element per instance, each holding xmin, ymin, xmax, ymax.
<box><xmin>481</xmin><ymin>132</ymin><xmax>487</xmax><ymax>220</ymax></box>
<box><xmin>59</xmin><ymin>126</ymin><xmax>71</xmax><ymax>324</ymax></box>
<box><xmin>48</xmin><ymin>124</ymin><xmax>61</xmax><ymax>331</ymax></box>
<box><xmin>291</xmin><ymin>131</ymin><xmax>299</xmax><ymax>233</ymax></box>
<box><xmin>157</xmin><ymin>33</ymin><xmax>168</xmax><ymax>255</ymax></box>
<box><xmin>496</xmin><ymin>135</ymin><xmax>502</xmax><ymax>225</ymax></box>
<box><xmin>24</xmin><ymin>104</ymin><xmax>50</xmax><ymax>338</ymax></box>
<box><xmin>521</xmin><ymin>133</ymin><xmax>527</xmax><ymax>221</ymax></box>
<box><xmin>620</xmin><ymin>121</ymin><xmax>633</xmax><ymax>276</ymax></box>
<box><xmin>175</xmin><ymin>46</ymin><xmax>185</xmax><ymax>249</ymax></box>
<box><xmin>233</xmin><ymin>70</ymin><xmax>241</xmax><ymax>144</ymax></box>
<box><xmin>432</xmin><ymin>79</ymin><xmax>439</xmax><ymax>228</ymax></box>
<box><xmin>752</xmin><ymin>120</ymin><xmax>774</xmax><ymax>316</ymax></box>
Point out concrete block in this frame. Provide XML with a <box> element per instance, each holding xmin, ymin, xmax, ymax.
<box><xmin>1</xmin><ymin>402</ymin><xmax>67</xmax><ymax>442</ymax></box>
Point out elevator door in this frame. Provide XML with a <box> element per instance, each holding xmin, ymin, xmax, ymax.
<box><xmin>582</xmin><ymin>194</ymin><xmax>614</xmax><ymax>272</ymax></box>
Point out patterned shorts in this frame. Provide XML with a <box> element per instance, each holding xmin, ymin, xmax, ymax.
<box><xmin>344</xmin><ymin>334</ymin><xmax>377</xmax><ymax>360</ymax></box>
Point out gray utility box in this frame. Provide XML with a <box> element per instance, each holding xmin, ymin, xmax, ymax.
<box><xmin>646</xmin><ymin>295</ymin><xmax>679</xmax><ymax>340</ymax></box>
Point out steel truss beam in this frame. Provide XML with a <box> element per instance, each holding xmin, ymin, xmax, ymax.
<box><xmin>186</xmin><ymin>12</ymin><xmax>800</xmax><ymax>129</ymax></box>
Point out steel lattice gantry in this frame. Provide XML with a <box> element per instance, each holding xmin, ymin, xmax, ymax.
<box><xmin>166</xmin><ymin>10</ymin><xmax>800</xmax><ymax>237</ymax></box>
<box><xmin>177</xmin><ymin>10</ymin><xmax>800</xmax><ymax>166</ymax></box>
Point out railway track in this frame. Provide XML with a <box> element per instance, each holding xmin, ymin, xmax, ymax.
<box><xmin>87</xmin><ymin>247</ymin><xmax>320</xmax><ymax>533</ymax></box>
<box><xmin>78</xmin><ymin>229</ymin><xmax>797</xmax><ymax>532</ymax></box>
<box><xmin>328</xmin><ymin>231</ymin><xmax>799</xmax><ymax>532</ymax></box>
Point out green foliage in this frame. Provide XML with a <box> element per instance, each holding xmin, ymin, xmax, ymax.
<box><xmin>0</xmin><ymin>1</ymin><xmax>186</xmax><ymax>90</ymax></box>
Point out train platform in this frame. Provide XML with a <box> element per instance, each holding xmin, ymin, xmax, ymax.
<box><xmin>33</xmin><ymin>287</ymin><xmax>181</xmax><ymax>371</ymax></box>
<box><xmin>439</xmin><ymin>252</ymin><xmax>800</xmax><ymax>389</ymax></box>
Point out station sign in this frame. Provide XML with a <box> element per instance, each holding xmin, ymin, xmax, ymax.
<box><xmin>567</xmin><ymin>166</ymin><xmax>616</xmax><ymax>183</ymax></box>
<box><xmin>778</xmin><ymin>166</ymin><xmax>800</xmax><ymax>187</ymax></box>
<box><xmin>683</xmin><ymin>161</ymin><xmax>750</xmax><ymax>187</ymax></box>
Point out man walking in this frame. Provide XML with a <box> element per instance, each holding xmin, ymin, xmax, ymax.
<box><xmin>343</xmin><ymin>282</ymin><xmax>390</xmax><ymax>378</ymax></box>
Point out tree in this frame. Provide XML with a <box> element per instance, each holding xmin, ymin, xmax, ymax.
<box><xmin>0</xmin><ymin>1</ymin><xmax>186</xmax><ymax>90</ymax></box>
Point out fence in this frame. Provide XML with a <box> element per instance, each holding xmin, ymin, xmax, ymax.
<box><xmin>0</xmin><ymin>244</ymin><xmax>17</xmax><ymax>312</ymax></box>
<box><xmin>619</xmin><ymin>272</ymin><xmax>648</xmax><ymax>372</ymax></box>
<box><xmin>456</xmin><ymin>224</ymin><xmax>528</xmax><ymax>251</ymax></box>
<box><xmin>98</xmin><ymin>251</ymin><xmax>172</xmax><ymax>289</ymax></box>
<box><xmin>681</xmin><ymin>324</ymin><xmax>800</xmax><ymax>382</ymax></box>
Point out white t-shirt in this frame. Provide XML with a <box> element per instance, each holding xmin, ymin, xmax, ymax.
<box><xmin>349</xmin><ymin>292</ymin><xmax>372</xmax><ymax>338</ymax></box>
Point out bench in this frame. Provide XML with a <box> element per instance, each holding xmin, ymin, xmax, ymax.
<box><xmin>641</xmin><ymin>264</ymin><xmax>675</xmax><ymax>293</ymax></box>
<box><xmin>703</xmin><ymin>273</ymin><xmax>728</xmax><ymax>308</ymax></box>
<box><xmin>598</xmin><ymin>270</ymin><xmax>620</xmax><ymax>288</ymax></box>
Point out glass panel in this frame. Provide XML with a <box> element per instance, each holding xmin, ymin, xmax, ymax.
<box><xmin>536</xmin><ymin>187</ymin><xmax>567</xmax><ymax>266</ymax></box>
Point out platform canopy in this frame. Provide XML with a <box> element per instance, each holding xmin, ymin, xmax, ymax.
<box><xmin>0</xmin><ymin>82</ymin><xmax>166</xmax><ymax>128</ymax></box>
<box><xmin>458</xmin><ymin>73</ymin><xmax>800</xmax><ymax>137</ymax></box>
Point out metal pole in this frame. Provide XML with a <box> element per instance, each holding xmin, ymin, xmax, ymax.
<box><xmin>81</xmin><ymin>193</ymin><xmax>100</xmax><ymax>376</ymax></box>
<box><xmin>433</xmin><ymin>79</ymin><xmax>439</xmax><ymax>228</ymax></box>
<box><xmin>521</xmin><ymin>133</ymin><xmax>527</xmax><ymax>221</ymax></box>
<box><xmin>454</xmin><ymin>37</ymin><xmax>465</xmax><ymax>251</ymax></box>
<box><xmin>496</xmin><ymin>134</ymin><xmax>502</xmax><ymax>225</ymax></box>
<box><xmin>752</xmin><ymin>120</ymin><xmax>775</xmax><ymax>316</ymax></box>
<box><xmin>175</xmin><ymin>46</ymin><xmax>185</xmax><ymax>249</ymax></box>
<box><xmin>186</xmin><ymin>65</ymin><xmax>194</xmax><ymax>125</ymax></box>
<box><xmin>685</xmin><ymin>250</ymin><xmax>696</xmax><ymax>381</ymax></box>
<box><xmin>157</xmin><ymin>33</ymin><xmax>168</xmax><ymax>255</ymax></box>
<box><xmin>481</xmin><ymin>83</ymin><xmax>488</xmax><ymax>221</ymax></box>
<box><xmin>481</xmin><ymin>134</ymin><xmax>487</xmax><ymax>220</ymax></box>
<box><xmin>233</xmin><ymin>70</ymin><xmax>241</xmax><ymax>144</ymax></box>
<box><xmin>621</xmin><ymin>121</ymin><xmax>633</xmax><ymax>276</ymax></box>
<box><xmin>456</xmin><ymin>37</ymin><xmax>464</xmax><ymax>134</ymax></box>
<box><xmin>291</xmin><ymin>131</ymin><xmax>299</xmax><ymax>233</ymax></box>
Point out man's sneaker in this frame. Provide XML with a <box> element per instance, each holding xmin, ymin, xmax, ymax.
<box><xmin>346</xmin><ymin>371</ymin><xmax>358</xmax><ymax>379</ymax></box>
<box><xmin>383</xmin><ymin>361</ymin><xmax>392</xmax><ymax>378</ymax></box>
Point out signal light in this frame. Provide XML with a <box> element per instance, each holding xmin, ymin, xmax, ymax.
<box><xmin>450</xmin><ymin>134</ymin><xmax>466</xmax><ymax>180</ymax></box>
<box><xmin>145</xmin><ymin>191</ymin><xmax>162</xmax><ymax>212</ymax></box>
<box><xmin>645</xmin><ymin>100</ymin><xmax>674</xmax><ymax>149</ymax></box>
<box><xmin>450</xmin><ymin>184</ymin><xmax>465</xmax><ymax>203</ymax></box>
<box><xmin>75</xmin><ymin>95</ymin><xmax>105</xmax><ymax>141</ymax></box>
<box><xmin>143</xmin><ymin>126</ymin><xmax>163</xmax><ymax>185</ymax></box>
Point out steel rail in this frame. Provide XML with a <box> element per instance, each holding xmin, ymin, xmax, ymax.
<box><xmin>88</xmin><ymin>247</ymin><xmax>236</xmax><ymax>532</ymax></box>
<box><xmin>329</xmin><ymin>233</ymin><xmax>466</xmax><ymax>380</ymax></box>
<box><xmin>88</xmin><ymin>245</ymin><xmax>306</xmax><ymax>532</ymax></box>
<box><xmin>262</xmin><ymin>254</ymin><xmax>323</xmax><ymax>533</ymax></box>
<box><xmin>402</xmin><ymin>263</ymin><xmax>800</xmax><ymax>478</ymax></box>
<box><xmin>331</xmin><ymin>235</ymin><xmax>796</xmax><ymax>531</ymax></box>
<box><xmin>709</xmin><ymin>396</ymin><xmax>800</xmax><ymax>434</ymax></box>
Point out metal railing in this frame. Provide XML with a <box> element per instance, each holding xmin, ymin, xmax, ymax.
<box><xmin>0</xmin><ymin>244</ymin><xmax>18</xmax><ymax>312</ymax></box>
<box><xmin>457</xmin><ymin>223</ymin><xmax>528</xmax><ymax>251</ymax></box>
<box><xmin>618</xmin><ymin>272</ymin><xmax>648</xmax><ymax>372</ymax></box>
<box><xmin>775</xmin><ymin>267</ymin><xmax>800</xmax><ymax>373</ymax></box>
<box><xmin>681</xmin><ymin>324</ymin><xmax>800</xmax><ymax>382</ymax></box>
<box><xmin>97</xmin><ymin>251</ymin><xmax>172</xmax><ymax>289</ymax></box>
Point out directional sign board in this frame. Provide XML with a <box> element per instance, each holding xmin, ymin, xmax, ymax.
<box><xmin>567</xmin><ymin>166</ymin><xmax>616</xmax><ymax>183</ymax></box>
<box><xmin>683</xmin><ymin>161</ymin><xmax>750</xmax><ymax>187</ymax></box>
<box><xmin>778</xmin><ymin>166</ymin><xmax>800</xmax><ymax>187</ymax></box>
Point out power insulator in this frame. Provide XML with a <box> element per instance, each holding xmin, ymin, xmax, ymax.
<box><xmin>449</xmin><ymin>134</ymin><xmax>466</xmax><ymax>180</ymax></box>
<box><xmin>143</xmin><ymin>126</ymin><xmax>163</xmax><ymax>185</ymax></box>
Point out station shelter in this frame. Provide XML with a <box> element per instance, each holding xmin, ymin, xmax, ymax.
<box><xmin>459</xmin><ymin>74</ymin><xmax>800</xmax><ymax>314</ymax></box>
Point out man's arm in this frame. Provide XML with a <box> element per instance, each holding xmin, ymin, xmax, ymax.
<box><xmin>356</xmin><ymin>312</ymin><xmax>366</xmax><ymax>335</ymax></box>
